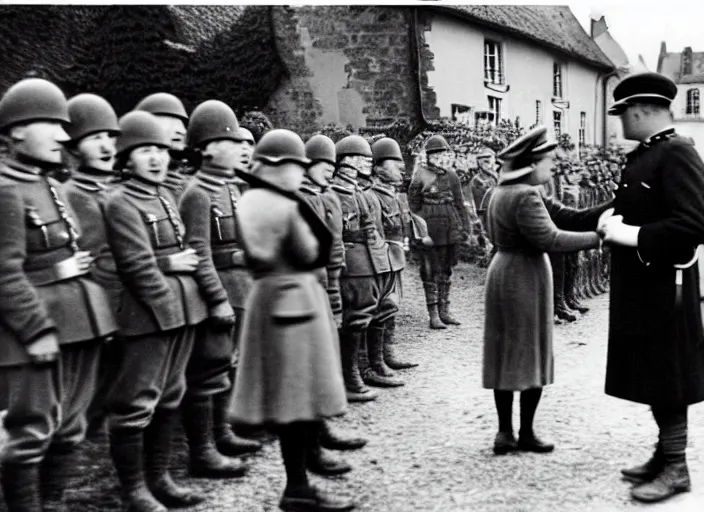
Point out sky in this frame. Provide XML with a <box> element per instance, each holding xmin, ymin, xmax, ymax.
<box><xmin>567</xmin><ymin>0</ymin><xmax>704</xmax><ymax>70</ymax></box>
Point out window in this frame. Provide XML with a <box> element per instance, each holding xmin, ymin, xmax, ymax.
<box><xmin>484</xmin><ymin>40</ymin><xmax>504</xmax><ymax>85</ymax></box>
<box><xmin>451</xmin><ymin>103</ymin><xmax>473</xmax><ymax>125</ymax></box>
<box><xmin>579</xmin><ymin>112</ymin><xmax>586</xmax><ymax>145</ymax></box>
<box><xmin>488</xmin><ymin>96</ymin><xmax>502</xmax><ymax>122</ymax></box>
<box><xmin>535</xmin><ymin>100</ymin><xmax>542</xmax><ymax>124</ymax></box>
<box><xmin>686</xmin><ymin>89</ymin><xmax>700</xmax><ymax>115</ymax></box>
<box><xmin>553</xmin><ymin>62</ymin><xmax>563</xmax><ymax>98</ymax></box>
<box><xmin>553</xmin><ymin>111</ymin><xmax>562</xmax><ymax>138</ymax></box>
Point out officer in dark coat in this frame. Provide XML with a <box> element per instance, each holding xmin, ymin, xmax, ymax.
<box><xmin>179</xmin><ymin>99</ymin><xmax>261</xmax><ymax>478</ymax></box>
<box><xmin>0</xmin><ymin>78</ymin><xmax>118</xmax><ymax>511</ymax></box>
<box><xmin>468</xmin><ymin>146</ymin><xmax>499</xmax><ymax>228</ymax></box>
<box><xmin>61</xmin><ymin>93</ymin><xmax>122</xmax><ymax>440</ymax></box>
<box><xmin>134</xmin><ymin>92</ymin><xmax>193</xmax><ymax>201</ymax></box>
<box><xmin>600</xmin><ymin>72</ymin><xmax>704</xmax><ymax>504</ymax></box>
<box><xmin>105</xmin><ymin>111</ymin><xmax>211</xmax><ymax>512</ymax></box>
<box><xmin>408</xmin><ymin>135</ymin><xmax>471</xmax><ymax>329</ymax></box>
<box><xmin>369</xmin><ymin>137</ymin><xmax>420</xmax><ymax>370</ymax></box>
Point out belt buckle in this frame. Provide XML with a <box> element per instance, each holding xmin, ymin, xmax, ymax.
<box><xmin>231</xmin><ymin>250</ymin><xmax>245</xmax><ymax>267</ymax></box>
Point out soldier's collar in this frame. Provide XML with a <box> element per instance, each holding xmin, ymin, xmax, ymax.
<box><xmin>1</xmin><ymin>159</ymin><xmax>43</xmax><ymax>182</ymax></box>
<box><xmin>194</xmin><ymin>170</ymin><xmax>226</xmax><ymax>193</ymax></box>
<box><xmin>372</xmin><ymin>182</ymin><xmax>396</xmax><ymax>197</ymax></box>
<box><xmin>331</xmin><ymin>183</ymin><xmax>355</xmax><ymax>195</ymax></box>
<box><xmin>633</xmin><ymin>127</ymin><xmax>676</xmax><ymax>154</ymax></box>
<box><xmin>72</xmin><ymin>168</ymin><xmax>113</xmax><ymax>192</ymax></box>
<box><xmin>124</xmin><ymin>179</ymin><xmax>160</xmax><ymax>198</ymax></box>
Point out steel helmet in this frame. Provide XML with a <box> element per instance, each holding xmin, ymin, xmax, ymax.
<box><xmin>335</xmin><ymin>134</ymin><xmax>372</xmax><ymax>159</ymax></box>
<box><xmin>305</xmin><ymin>134</ymin><xmax>336</xmax><ymax>164</ymax></box>
<box><xmin>236</xmin><ymin>127</ymin><xmax>255</xmax><ymax>144</ymax></box>
<box><xmin>371</xmin><ymin>137</ymin><xmax>403</xmax><ymax>163</ymax></box>
<box><xmin>424</xmin><ymin>134</ymin><xmax>452</xmax><ymax>154</ymax></box>
<box><xmin>134</xmin><ymin>92</ymin><xmax>188</xmax><ymax>123</ymax></box>
<box><xmin>0</xmin><ymin>78</ymin><xmax>70</xmax><ymax>133</ymax></box>
<box><xmin>66</xmin><ymin>93</ymin><xmax>120</xmax><ymax>142</ymax></box>
<box><xmin>253</xmin><ymin>129</ymin><xmax>311</xmax><ymax>166</ymax></box>
<box><xmin>186</xmin><ymin>99</ymin><xmax>240</xmax><ymax>149</ymax></box>
<box><xmin>115</xmin><ymin>111</ymin><xmax>170</xmax><ymax>156</ymax></box>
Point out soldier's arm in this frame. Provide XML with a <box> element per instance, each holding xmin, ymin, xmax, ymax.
<box><xmin>325</xmin><ymin>193</ymin><xmax>345</xmax><ymax>270</ymax></box>
<box><xmin>543</xmin><ymin>194</ymin><xmax>613</xmax><ymax>232</ymax></box>
<box><xmin>638</xmin><ymin>143</ymin><xmax>704</xmax><ymax>265</ymax></box>
<box><xmin>179</xmin><ymin>187</ymin><xmax>229</xmax><ymax>308</ymax></box>
<box><xmin>407</xmin><ymin>179</ymin><xmax>423</xmax><ymax>213</ymax></box>
<box><xmin>450</xmin><ymin>171</ymin><xmax>471</xmax><ymax>232</ymax></box>
<box><xmin>0</xmin><ymin>180</ymin><xmax>57</xmax><ymax>344</ymax></box>
<box><xmin>105</xmin><ymin>195</ymin><xmax>181</xmax><ymax>318</ymax></box>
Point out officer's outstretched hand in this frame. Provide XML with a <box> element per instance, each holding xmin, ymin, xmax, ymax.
<box><xmin>209</xmin><ymin>301</ymin><xmax>236</xmax><ymax>331</ymax></box>
<box><xmin>27</xmin><ymin>332</ymin><xmax>60</xmax><ymax>364</ymax></box>
<box><xmin>168</xmin><ymin>248</ymin><xmax>200</xmax><ymax>273</ymax></box>
<box><xmin>75</xmin><ymin>250</ymin><xmax>95</xmax><ymax>272</ymax></box>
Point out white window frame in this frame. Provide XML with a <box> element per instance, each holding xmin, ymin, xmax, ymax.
<box><xmin>484</xmin><ymin>40</ymin><xmax>504</xmax><ymax>85</ymax></box>
<box><xmin>553</xmin><ymin>111</ymin><xmax>562</xmax><ymax>138</ymax></box>
<box><xmin>488</xmin><ymin>96</ymin><xmax>502</xmax><ymax>123</ymax></box>
<box><xmin>536</xmin><ymin>100</ymin><xmax>542</xmax><ymax>124</ymax></box>
<box><xmin>579</xmin><ymin>112</ymin><xmax>586</xmax><ymax>145</ymax></box>
<box><xmin>553</xmin><ymin>62</ymin><xmax>564</xmax><ymax>98</ymax></box>
<box><xmin>686</xmin><ymin>89</ymin><xmax>700</xmax><ymax>115</ymax></box>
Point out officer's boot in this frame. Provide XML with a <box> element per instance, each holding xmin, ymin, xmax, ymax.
<box><xmin>212</xmin><ymin>384</ymin><xmax>262</xmax><ymax>457</ymax></box>
<box><xmin>554</xmin><ymin>291</ymin><xmax>578</xmax><ymax>322</ymax></box>
<box><xmin>40</xmin><ymin>444</ymin><xmax>77</xmax><ymax>512</ymax></box>
<box><xmin>340</xmin><ymin>330</ymin><xmax>378</xmax><ymax>403</ymax></box>
<box><xmin>1</xmin><ymin>462</ymin><xmax>42</xmax><ymax>512</ymax></box>
<box><xmin>582</xmin><ymin>254</ymin><xmax>594</xmax><ymax>299</ymax></box>
<box><xmin>589</xmin><ymin>252</ymin><xmax>601</xmax><ymax>297</ymax></box>
<box><xmin>362</xmin><ymin>323</ymin><xmax>404</xmax><ymax>388</ymax></box>
<box><xmin>306</xmin><ymin>422</ymin><xmax>352</xmax><ymax>476</ymax></box>
<box><xmin>564</xmin><ymin>255</ymin><xmax>589</xmax><ymax>314</ymax></box>
<box><xmin>383</xmin><ymin>317</ymin><xmax>418</xmax><ymax>370</ymax></box>
<box><xmin>109</xmin><ymin>428</ymin><xmax>167</xmax><ymax>512</ymax></box>
<box><xmin>438</xmin><ymin>280</ymin><xmax>462</xmax><ymax>325</ymax></box>
<box><xmin>181</xmin><ymin>396</ymin><xmax>249</xmax><ymax>479</ymax></box>
<box><xmin>596</xmin><ymin>255</ymin><xmax>609</xmax><ymax>294</ymax></box>
<box><xmin>319</xmin><ymin>419</ymin><xmax>367</xmax><ymax>451</ymax></box>
<box><xmin>423</xmin><ymin>282</ymin><xmax>446</xmax><ymax>329</ymax></box>
<box><xmin>576</xmin><ymin>253</ymin><xmax>587</xmax><ymax>300</ymax></box>
<box><xmin>145</xmin><ymin>409</ymin><xmax>205</xmax><ymax>507</ymax></box>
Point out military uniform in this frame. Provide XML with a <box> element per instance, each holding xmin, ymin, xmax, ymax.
<box><xmin>0</xmin><ymin>79</ymin><xmax>118</xmax><ymax>512</ymax></box>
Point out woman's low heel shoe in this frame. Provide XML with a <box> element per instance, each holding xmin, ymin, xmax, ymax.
<box><xmin>493</xmin><ymin>432</ymin><xmax>518</xmax><ymax>455</ymax></box>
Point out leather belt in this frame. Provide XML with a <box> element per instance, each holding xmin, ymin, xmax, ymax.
<box><xmin>342</xmin><ymin>231</ymin><xmax>368</xmax><ymax>244</ymax></box>
<box><xmin>26</xmin><ymin>256</ymin><xmax>90</xmax><ymax>286</ymax></box>
<box><xmin>212</xmin><ymin>250</ymin><xmax>246</xmax><ymax>270</ymax></box>
<box><xmin>423</xmin><ymin>198</ymin><xmax>452</xmax><ymax>205</ymax></box>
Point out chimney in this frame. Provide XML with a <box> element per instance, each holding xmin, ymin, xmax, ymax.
<box><xmin>590</xmin><ymin>15</ymin><xmax>608</xmax><ymax>38</ymax></box>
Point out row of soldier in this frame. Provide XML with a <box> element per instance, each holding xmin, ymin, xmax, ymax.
<box><xmin>0</xmin><ymin>77</ymin><xmax>464</xmax><ymax>512</ymax></box>
<box><xmin>465</xmin><ymin>143</ymin><xmax>623</xmax><ymax>324</ymax></box>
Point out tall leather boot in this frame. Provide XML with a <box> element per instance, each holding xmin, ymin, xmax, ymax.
<box><xmin>595</xmin><ymin>254</ymin><xmax>609</xmax><ymax>294</ymax></box>
<box><xmin>340</xmin><ymin>330</ymin><xmax>378</xmax><ymax>403</ymax></box>
<box><xmin>576</xmin><ymin>252</ymin><xmax>587</xmax><ymax>300</ymax></box>
<box><xmin>564</xmin><ymin>254</ymin><xmax>589</xmax><ymax>314</ymax></box>
<box><xmin>438</xmin><ymin>280</ymin><xmax>461</xmax><ymax>325</ymax></box>
<box><xmin>306</xmin><ymin>422</ymin><xmax>352</xmax><ymax>476</ymax></box>
<box><xmin>181</xmin><ymin>396</ymin><xmax>249</xmax><ymax>479</ymax></box>
<box><xmin>319</xmin><ymin>419</ymin><xmax>367</xmax><ymax>451</ymax></box>
<box><xmin>145</xmin><ymin>409</ymin><xmax>205</xmax><ymax>507</ymax></box>
<box><xmin>40</xmin><ymin>445</ymin><xmax>77</xmax><ymax>512</ymax></box>
<box><xmin>362</xmin><ymin>324</ymin><xmax>404</xmax><ymax>388</ymax></box>
<box><xmin>383</xmin><ymin>317</ymin><xmax>418</xmax><ymax>370</ymax></box>
<box><xmin>109</xmin><ymin>428</ymin><xmax>167</xmax><ymax>512</ymax></box>
<box><xmin>1</xmin><ymin>462</ymin><xmax>42</xmax><ymax>512</ymax></box>
<box><xmin>212</xmin><ymin>384</ymin><xmax>262</xmax><ymax>457</ymax></box>
<box><xmin>423</xmin><ymin>282</ymin><xmax>446</xmax><ymax>330</ymax></box>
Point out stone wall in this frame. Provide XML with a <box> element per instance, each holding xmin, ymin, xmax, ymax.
<box><xmin>267</xmin><ymin>6</ymin><xmax>425</xmax><ymax>138</ymax></box>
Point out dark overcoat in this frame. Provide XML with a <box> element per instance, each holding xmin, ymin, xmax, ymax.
<box><xmin>606</xmin><ymin>131</ymin><xmax>704</xmax><ymax>407</ymax></box>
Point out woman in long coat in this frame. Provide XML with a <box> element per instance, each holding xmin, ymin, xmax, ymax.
<box><xmin>231</xmin><ymin>129</ymin><xmax>354</xmax><ymax>512</ymax></box>
<box><xmin>483</xmin><ymin>126</ymin><xmax>611</xmax><ymax>455</ymax></box>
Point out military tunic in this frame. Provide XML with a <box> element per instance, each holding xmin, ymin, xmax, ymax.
<box><xmin>179</xmin><ymin>170</ymin><xmax>251</xmax><ymax>397</ymax></box>
<box><xmin>321</xmin><ymin>187</ymin><xmax>345</xmax><ymax>327</ymax></box>
<box><xmin>104</xmin><ymin>179</ymin><xmax>208</xmax><ymax>429</ymax></box>
<box><xmin>0</xmin><ymin>159</ymin><xmax>117</xmax><ymax>464</ymax></box>
<box><xmin>468</xmin><ymin>170</ymin><xmax>498</xmax><ymax>226</ymax></box>
<box><xmin>300</xmin><ymin>177</ymin><xmax>330</xmax><ymax>288</ymax></box>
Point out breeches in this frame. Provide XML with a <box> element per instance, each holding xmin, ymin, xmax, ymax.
<box><xmin>108</xmin><ymin>326</ymin><xmax>195</xmax><ymax>431</ymax></box>
<box><xmin>340</xmin><ymin>272</ymin><xmax>399</xmax><ymax>331</ymax></box>
<box><xmin>419</xmin><ymin>245</ymin><xmax>458</xmax><ymax>283</ymax></box>
<box><xmin>186</xmin><ymin>313</ymin><xmax>243</xmax><ymax>398</ymax></box>
<box><xmin>0</xmin><ymin>340</ymin><xmax>101</xmax><ymax>465</ymax></box>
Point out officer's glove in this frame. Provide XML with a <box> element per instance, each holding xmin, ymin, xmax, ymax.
<box><xmin>209</xmin><ymin>301</ymin><xmax>236</xmax><ymax>332</ymax></box>
<box><xmin>27</xmin><ymin>331</ymin><xmax>60</xmax><ymax>364</ymax></box>
<box><xmin>167</xmin><ymin>248</ymin><xmax>200</xmax><ymax>273</ymax></box>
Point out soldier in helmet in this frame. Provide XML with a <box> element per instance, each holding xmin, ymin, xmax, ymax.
<box><xmin>369</xmin><ymin>137</ymin><xmax>421</xmax><ymax>370</ymax></box>
<box><xmin>178</xmin><ymin>99</ymin><xmax>262</xmax><ymax>480</ymax></box>
<box><xmin>134</xmin><ymin>92</ymin><xmax>192</xmax><ymax>201</ymax></box>
<box><xmin>0</xmin><ymin>78</ymin><xmax>118</xmax><ymax>511</ymax></box>
<box><xmin>468</xmin><ymin>145</ymin><xmax>499</xmax><ymax>228</ymax></box>
<box><xmin>332</xmin><ymin>134</ymin><xmax>398</xmax><ymax>402</ymax></box>
<box><xmin>301</xmin><ymin>134</ymin><xmax>368</xmax><ymax>474</ymax></box>
<box><xmin>104</xmin><ymin>111</ymin><xmax>216</xmax><ymax>511</ymax></box>
<box><xmin>60</xmin><ymin>93</ymin><xmax>123</xmax><ymax>440</ymax></box>
<box><xmin>408</xmin><ymin>134</ymin><xmax>471</xmax><ymax>329</ymax></box>
<box><xmin>231</xmin><ymin>129</ymin><xmax>354</xmax><ymax>512</ymax></box>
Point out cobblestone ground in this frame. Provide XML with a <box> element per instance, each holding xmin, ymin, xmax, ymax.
<box><xmin>2</xmin><ymin>261</ymin><xmax>704</xmax><ymax>511</ymax></box>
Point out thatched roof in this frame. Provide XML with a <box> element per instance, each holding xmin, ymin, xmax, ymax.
<box><xmin>430</xmin><ymin>5</ymin><xmax>614</xmax><ymax>71</ymax></box>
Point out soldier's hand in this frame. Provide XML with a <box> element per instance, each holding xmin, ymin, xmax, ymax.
<box><xmin>209</xmin><ymin>301</ymin><xmax>236</xmax><ymax>331</ymax></box>
<box><xmin>421</xmin><ymin>236</ymin><xmax>434</xmax><ymax>247</ymax></box>
<box><xmin>597</xmin><ymin>207</ymin><xmax>615</xmax><ymax>235</ymax></box>
<box><xmin>27</xmin><ymin>332</ymin><xmax>60</xmax><ymax>364</ymax></box>
<box><xmin>75</xmin><ymin>250</ymin><xmax>95</xmax><ymax>272</ymax></box>
<box><xmin>168</xmin><ymin>248</ymin><xmax>199</xmax><ymax>272</ymax></box>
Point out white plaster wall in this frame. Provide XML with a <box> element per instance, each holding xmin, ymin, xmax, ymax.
<box><xmin>424</xmin><ymin>12</ymin><xmax>606</xmax><ymax>145</ymax></box>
